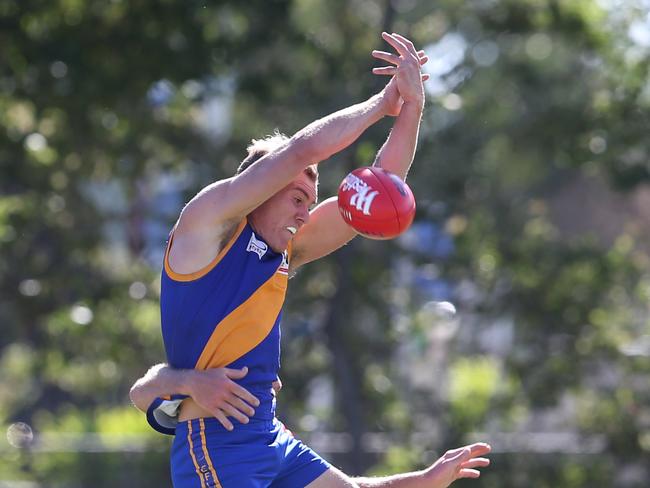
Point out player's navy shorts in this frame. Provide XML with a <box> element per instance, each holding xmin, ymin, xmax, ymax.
<box><xmin>171</xmin><ymin>417</ymin><xmax>330</xmax><ymax>488</ymax></box>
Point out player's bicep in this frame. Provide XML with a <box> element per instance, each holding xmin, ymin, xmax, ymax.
<box><xmin>175</xmin><ymin>178</ymin><xmax>233</xmax><ymax>232</ymax></box>
<box><xmin>178</xmin><ymin>145</ymin><xmax>309</xmax><ymax>233</ymax></box>
<box><xmin>290</xmin><ymin>197</ymin><xmax>357</xmax><ymax>270</ymax></box>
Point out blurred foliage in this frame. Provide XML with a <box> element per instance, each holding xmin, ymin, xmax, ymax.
<box><xmin>2</xmin><ymin>0</ymin><xmax>650</xmax><ymax>486</ymax></box>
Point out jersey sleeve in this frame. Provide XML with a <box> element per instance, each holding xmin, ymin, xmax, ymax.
<box><xmin>146</xmin><ymin>394</ymin><xmax>189</xmax><ymax>435</ymax></box>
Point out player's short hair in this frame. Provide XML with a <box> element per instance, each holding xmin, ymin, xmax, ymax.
<box><xmin>236</xmin><ymin>131</ymin><xmax>319</xmax><ymax>185</ymax></box>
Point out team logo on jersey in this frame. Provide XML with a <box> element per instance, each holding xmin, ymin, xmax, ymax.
<box><xmin>343</xmin><ymin>173</ymin><xmax>379</xmax><ymax>215</ymax></box>
<box><xmin>247</xmin><ymin>232</ymin><xmax>268</xmax><ymax>259</ymax></box>
<box><xmin>277</xmin><ymin>250</ymin><xmax>289</xmax><ymax>275</ymax></box>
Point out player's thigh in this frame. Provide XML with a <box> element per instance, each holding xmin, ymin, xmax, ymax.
<box><xmin>306</xmin><ymin>466</ymin><xmax>359</xmax><ymax>488</ymax></box>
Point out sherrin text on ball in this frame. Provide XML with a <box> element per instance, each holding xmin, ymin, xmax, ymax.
<box><xmin>337</xmin><ymin>166</ymin><xmax>416</xmax><ymax>239</ymax></box>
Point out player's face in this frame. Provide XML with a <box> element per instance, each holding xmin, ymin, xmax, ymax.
<box><xmin>249</xmin><ymin>171</ymin><xmax>317</xmax><ymax>253</ymax></box>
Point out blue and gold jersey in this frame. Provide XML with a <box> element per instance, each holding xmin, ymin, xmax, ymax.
<box><xmin>148</xmin><ymin>219</ymin><xmax>291</xmax><ymax>434</ymax></box>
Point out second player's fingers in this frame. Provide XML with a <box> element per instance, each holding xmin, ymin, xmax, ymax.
<box><xmin>372</xmin><ymin>50</ymin><xmax>400</xmax><ymax>65</ymax></box>
<box><xmin>443</xmin><ymin>447</ymin><xmax>471</xmax><ymax>463</ymax></box>
<box><xmin>419</xmin><ymin>54</ymin><xmax>429</xmax><ymax>65</ymax></box>
<box><xmin>461</xmin><ymin>458</ymin><xmax>491</xmax><ymax>469</ymax></box>
<box><xmin>223</xmin><ymin>366</ymin><xmax>248</xmax><ymax>379</ymax></box>
<box><xmin>231</xmin><ymin>382</ymin><xmax>260</xmax><ymax>407</ymax></box>
<box><xmin>468</xmin><ymin>442</ymin><xmax>492</xmax><ymax>457</ymax></box>
<box><xmin>459</xmin><ymin>469</ymin><xmax>482</xmax><ymax>479</ymax></box>
<box><xmin>421</xmin><ymin>73</ymin><xmax>430</xmax><ymax>81</ymax></box>
<box><xmin>213</xmin><ymin>409</ymin><xmax>234</xmax><ymax>431</ymax></box>
<box><xmin>228</xmin><ymin>395</ymin><xmax>256</xmax><ymax>417</ymax></box>
<box><xmin>372</xmin><ymin>66</ymin><xmax>397</xmax><ymax>76</ymax></box>
<box><xmin>220</xmin><ymin>402</ymin><xmax>250</xmax><ymax>425</ymax></box>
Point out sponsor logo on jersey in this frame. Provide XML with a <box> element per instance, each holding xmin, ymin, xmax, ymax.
<box><xmin>247</xmin><ymin>232</ymin><xmax>268</xmax><ymax>259</ymax></box>
<box><xmin>278</xmin><ymin>250</ymin><xmax>289</xmax><ymax>275</ymax></box>
<box><xmin>343</xmin><ymin>173</ymin><xmax>379</xmax><ymax>216</ymax></box>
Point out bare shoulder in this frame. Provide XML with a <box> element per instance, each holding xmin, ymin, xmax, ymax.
<box><xmin>167</xmin><ymin>218</ymin><xmax>242</xmax><ymax>275</ymax></box>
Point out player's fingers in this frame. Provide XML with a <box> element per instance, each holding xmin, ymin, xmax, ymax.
<box><xmin>227</xmin><ymin>395</ymin><xmax>256</xmax><ymax>417</ymax></box>
<box><xmin>372</xmin><ymin>66</ymin><xmax>397</xmax><ymax>76</ymax></box>
<box><xmin>391</xmin><ymin>33</ymin><xmax>418</xmax><ymax>57</ymax></box>
<box><xmin>213</xmin><ymin>409</ymin><xmax>234</xmax><ymax>431</ymax></box>
<box><xmin>231</xmin><ymin>382</ymin><xmax>260</xmax><ymax>407</ymax></box>
<box><xmin>421</xmin><ymin>73</ymin><xmax>430</xmax><ymax>81</ymax></box>
<box><xmin>372</xmin><ymin>50</ymin><xmax>400</xmax><ymax>65</ymax></box>
<box><xmin>468</xmin><ymin>442</ymin><xmax>492</xmax><ymax>457</ymax></box>
<box><xmin>419</xmin><ymin>54</ymin><xmax>429</xmax><ymax>65</ymax></box>
<box><xmin>443</xmin><ymin>447</ymin><xmax>472</xmax><ymax>466</ymax></box>
<box><xmin>461</xmin><ymin>458</ymin><xmax>491</xmax><ymax>469</ymax></box>
<box><xmin>393</xmin><ymin>34</ymin><xmax>418</xmax><ymax>58</ymax></box>
<box><xmin>459</xmin><ymin>468</ymin><xmax>482</xmax><ymax>479</ymax></box>
<box><xmin>223</xmin><ymin>366</ymin><xmax>248</xmax><ymax>379</ymax></box>
<box><xmin>382</xmin><ymin>31</ymin><xmax>409</xmax><ymax>57</ymax></box>
<box><xmin>221</xmin><ymin>402</ymin><xmax>250</xmax><ymax>425</ymax></box>
<box><xmin>445</xmin><ymin>446</ymin><xmax>469</xmax><ymax>459</ymax></box>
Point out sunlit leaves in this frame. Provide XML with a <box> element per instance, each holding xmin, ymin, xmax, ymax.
<box><xmin>448</xmin><ymin>356</ymin><xmax>500</xmax><ymax>428</ymax></box>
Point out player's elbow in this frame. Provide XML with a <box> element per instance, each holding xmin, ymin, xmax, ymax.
<box><xmin>287</xmin><ymin>133</ymin><xmax>330</xmax><ymax>166</ymax></box>
<box><xmin>129</xmin><ymin>381</ymin><xmax>150</xmax><ymax>413</ymax></box>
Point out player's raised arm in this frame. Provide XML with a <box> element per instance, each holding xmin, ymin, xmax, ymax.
<box><xmin>289</xmin><ymin>33</ymin><xmax>428</xmax><ymax>270</ymax></box>
<box><xmin>175</xmin><ymin>91</ymin><xmax>395</xmax><ymax>237</ymax></box>
<box><xmin>371</xmin><ymin>32</ymin><xmax>427</xmax><ymax>180</ymax></box>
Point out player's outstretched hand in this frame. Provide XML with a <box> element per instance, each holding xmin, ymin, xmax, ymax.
<box><xmin>373</xmin><ymin>32</ymin><xmax>428</xmax><ymax>111</ymax></box>
<box><xmin>186</xmin><ymin>366</ymin><xmax>260</xmax><ymax>431</ymax></box>
<box><xmin>422</xmin><ymin>442</ymin><xmax>492</xmax><ymax>488</ymax></box>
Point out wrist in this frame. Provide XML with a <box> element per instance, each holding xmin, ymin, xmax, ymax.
<box><xmin>402</xmin><ymin>98</ymin><xmax>424</xmax><ymax>112</ymax></box>
<box><xmin>174</xmin><ymin>368</ymin><xmax>197</xmax><ymax>397</ymax></box>
<box><xmin>372</xmin><ymin>91</ymin><xmax>392</xmax><ymax>118</ymax></box>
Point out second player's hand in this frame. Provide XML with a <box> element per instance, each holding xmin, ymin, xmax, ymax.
<box><xmin>185</xmin><ymin>366</ymin><xmax>260</xmax><ymax>431</ymax></box>
<box><xmin>422</xmin><ymin>442</ymin><xmax>492</xmax><ymax>488</ymax></box>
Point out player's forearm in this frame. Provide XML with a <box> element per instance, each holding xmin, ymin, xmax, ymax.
<box><xmin>354</xmin><ymin>470</ymin><xmax>427</xmax><ymax>488</ymax></box>
<box><xmin>373</xmin><ymin>100</ymin><xmax>423</xmax><ymax>180</ymax></box>
<box><xmin>292</xmin><ymin>93</ymin><xmax>388</xmax><ymax>164</ymax></box>
<box><xmin>129</xmin><ymin>363</ymin><xmax>192</xmax><ymax>412</ymax></box>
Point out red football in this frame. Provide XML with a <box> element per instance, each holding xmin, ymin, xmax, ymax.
<box><xmin>337</xmin><ymin>166</ymin><xmax>416</xmax><ymax>239</ymax></box>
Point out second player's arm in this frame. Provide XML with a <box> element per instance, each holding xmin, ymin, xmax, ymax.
<box><xmin>129</xmin><ymin>364</ymin><xmax>261</xmax><ymax>430</ymax></box>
